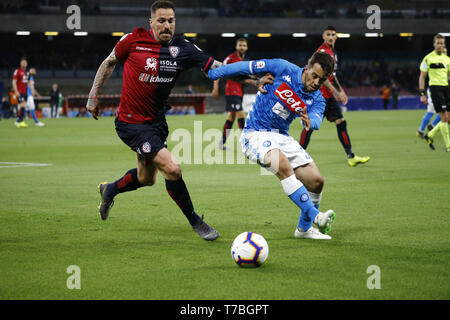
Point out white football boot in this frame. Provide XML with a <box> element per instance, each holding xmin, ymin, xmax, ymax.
<box><xmin>313</xmin><ymin>210</ymin><xmax>336</xmax><ymax>234</ymax></box>
<box><xmin>294</xmin><ymin>227</ymin><xmax>331</xmax><ymax>240</ymax></box>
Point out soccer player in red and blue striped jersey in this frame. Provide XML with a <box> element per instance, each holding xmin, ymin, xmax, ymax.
<box><xmin>86</xmin><ymin>0</ymin><xmax>222</xmax><ymax>240</ymax></box>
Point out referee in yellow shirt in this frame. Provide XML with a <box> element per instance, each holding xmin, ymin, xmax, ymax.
<box><xmin>419</xmin><ymin>34</ymin><xmax>450</xmax><ymax>152</ymax></box>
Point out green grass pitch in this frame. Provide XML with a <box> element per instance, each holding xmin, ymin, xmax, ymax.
<box><xmin>0</xmin><ymin>110</ymin><xmax>448</xmax><ymax>300</ymax></box>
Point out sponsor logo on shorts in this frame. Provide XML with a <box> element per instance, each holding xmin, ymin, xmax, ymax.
<box><xmin>300</xmin><ymin>193</ymin><xmax>309</xmax><ymax>202</ymax></box>
<box><xmin>142</xmin><ymin>142</ymin><xmax>151</xmax><ymax>153</ymax></box>
<box><xmin>262</xmin><ymin>140</ymin><xmax>271</xmax><ymax>147</ymax></box>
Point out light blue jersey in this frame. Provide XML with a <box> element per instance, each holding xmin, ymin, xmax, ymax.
<box><xmin>27</xmin><ymin>75</ymin><xmax>34</xmax><ymax>96</ymax></box>
<box><xmin>208</xmin><ymin>59</ymin><xmax>325</xmax><ymax>135</ymax></box>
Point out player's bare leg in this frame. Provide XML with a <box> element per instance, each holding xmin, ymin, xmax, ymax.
<box><xmin>152</xmin><ymin>148</ymin><xmax>219</xmax><ymax>241</ymax></box>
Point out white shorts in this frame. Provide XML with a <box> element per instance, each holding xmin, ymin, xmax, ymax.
<box><xmin>240</xmin><ymin>130</ymin><xmax>313</xmax><ymax>169</ymax></box>
<box><xmin>26</xmin><ymin>96</ymin><xmax>35</xmax><ymax>111</ymax></box>
<box><xmin>427</xmin><ymin>88</ymin><xmax>436</xmax><ymax>113</ymax></box>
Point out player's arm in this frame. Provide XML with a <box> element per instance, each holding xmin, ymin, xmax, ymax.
<box><xmin>86</xmin><ymin>48</ymin><xmax>119</xmax><ymax>120</ymax></box>
<box><xmin>307</xmin><ymin>96</ymin><xmax>326</xmax><ymax>131</ymax></box>
<box><xmin>30</xmin><ymin>80</ymin><xmax>42</xmax><ymax>99</ymax></box>
<box><xmin>12</xmin><ymin>79</ymin><xmax>19</xmax><ymax>97</ymax></box>
<box><xmin>208</xmin><ymin>59</ymin><xmax>276</xmax><ymax>92</ymax></box>
<box><xmin>208</xmin><ymin>60</ymin><xmax>222</xmax><ymax>97</ymax></box>
<box><xmin>329</xmin><ymin>74</ymin><xmax>348</xmax><ymax>105</ymax></box>
<box><xmin>242</xmin><ymin>75</ymin><xmax>274</xmax><ymax>93</ymax></box>
<box><xmin>419</xmin><ymin>71</ymin><xmax>428</xmax><ymax>104</ymax></box>
<box><xmin>208</xmin><ymin>60</ymin><xmax>273</xmax><ymax>94</ymax></box>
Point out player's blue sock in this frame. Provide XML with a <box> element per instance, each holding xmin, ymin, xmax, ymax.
<box><xmin>29</xmin><ymin>110</ymin><xmax>39</xmax><ymax>123</ymax></box>
<box><xmin>420</xmin><ymin>112</ymin><xmax>434</xmax><ymax>131</ymax></box>
<box><xmin>432</xmin><ymin>114</ymin><xmax>441</xmax><ymax>127</ymax></box>
<box><xmin>281</xmin><ymin>175</ymin><xmax>319</xmax><ymax>231</ymax></box>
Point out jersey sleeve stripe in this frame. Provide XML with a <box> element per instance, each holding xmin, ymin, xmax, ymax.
<box><xmin>203</xmin><ymin>57</ymin><xmax>214</xmax><ymax>71</ymax></box>
<box><xmin>249</xmin><ymin>61</ymin><xmax>253</xmax><ymax>74</ymax></box>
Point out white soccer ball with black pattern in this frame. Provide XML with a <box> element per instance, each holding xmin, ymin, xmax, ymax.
<box><xmin>231</xmin><ymin>232</ymin><xmax>269</xmax><ymax>268</ymax></box>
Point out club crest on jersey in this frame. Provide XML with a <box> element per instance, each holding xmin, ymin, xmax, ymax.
<box><xmin>262</xmin><ymin>140</ymin><xmax>272</xmax><ymax>148</ymax></box>
<box><xmin>145</xmin><ymin>57</ymin><xmax>158</xmax><ymax>71</ymax></box>
<box><xmin>274</xmin><ymin>82</ymin><xmax>307</xmax><ymax>114</ymax></box>
<box><xmin>169</xmin><ymin>46</ymin><xmax>180</xmax><ymax>58</ymax></box>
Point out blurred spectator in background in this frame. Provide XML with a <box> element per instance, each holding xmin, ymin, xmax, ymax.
<box><xmin>380</xmin><ymin>84</ymin><xmax>391</xmax><ymax>110</ymax></box>
<box><xmin>9</xmin><ymin>89</ymin><xmax>18</xmax><ymax>117</ymax></box>
<box><xmin>390</xmin><ymin>81</ymin><xmax>400</xmax><ymax>110</ymax></box>
<box><xmin>185</xmin><ymin>84</ymin><xmax>195</xmax><ymax>94</ymax></box>
<box><xmin>50</xmin><ymin>83</ymin><xmax>61</xmax><ymax>118</ymax></box>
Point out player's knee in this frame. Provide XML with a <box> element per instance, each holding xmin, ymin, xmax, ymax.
<box><xmin>164</xmin><ymin>163</ymin><xmax>182</xmax><ymax>180</ymax></box>
<box><xmin>274</xmin><ymin>155</ymin><xmax>294</xmax><ymax>179</ymax></box>
<box><xmin>138</xmin><ymin>173</ymin><xmax>156</xmax><ymax>186</ymax></box>
<box><xmin>311</xmin><ymin>174</ymin><xmax>325</xmax><ymax>192</ymax></box>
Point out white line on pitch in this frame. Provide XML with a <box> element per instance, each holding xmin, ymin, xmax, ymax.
<box><xmin>0</xmin><ymin>162</ymin><xmax>53</xmax><ymax>168</ymax></box>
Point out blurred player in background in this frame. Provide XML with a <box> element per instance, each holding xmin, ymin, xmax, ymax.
<box><xmin>299</xmin><ymin>26</ymin><xmax>370</xmax><ymax>167</ymax></box>
<box><xmin>26</xmin><ymin>68</ymin><xmax>45</xmax><ymax>126</ymax></box>
<box><xmin>12</xmin><ymin>57</ymin><xmax>29</xmax><ymax>128</ymax></box>
<box><xmin>50</xmin><ymin>83</ymin><xmax>61</xmax><ymax>118</ymax></box>
<box><xmin>416</xmin><ymin>46</ymin><xmax>447</xmax><ymax>138</ymax></box>
<box><xmin>211</xmin><ymin>38</ymin><xmax>249</xmax><ymax>149</ymax></box>
<box><xmin>209</xmin><ymin>52</ymin><xmax>337</xmax><ymax>240</ymax></box>
<box><xmin>420</xmin><ymin>34</ymin><xmax>450</xmax><ymax>152</ymax></box>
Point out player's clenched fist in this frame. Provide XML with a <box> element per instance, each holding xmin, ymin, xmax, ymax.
<box><xmin>86</xmin><ymin>96</ymin><xmax>99</xmax><ymax>120</ymax></box>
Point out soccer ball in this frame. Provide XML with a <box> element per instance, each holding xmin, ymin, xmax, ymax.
<box><xmin>231</xmin><ymin>232</ymin><xmax>269</xmax><ymax>268</ymax></box>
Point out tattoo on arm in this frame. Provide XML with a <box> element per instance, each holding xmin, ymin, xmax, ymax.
<box><xmin>89</xmin><ymin>49</ymin><xmax>119</xmax><ymax>96</ymax></box>
<box><xmin>331</xmin><ymin>75</ymin><xmax>342</xmax><ymax>92</ymax></box>
<box><xmin>210</xmin><ymin>60</ymin><xmax>223</xmax><ymax>69</ymax></box>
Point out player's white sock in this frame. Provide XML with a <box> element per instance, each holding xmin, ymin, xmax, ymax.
<box><xmin>280</xmin><ymin>174</ymin><xmax>303</xmax><ymax>196</ymax></box>
<box><xmin>309</xmin><ymin>191</ymin><xmax>322</xmax><ymax>208</ymax></box>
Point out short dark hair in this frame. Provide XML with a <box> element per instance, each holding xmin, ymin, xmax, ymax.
<box><xmin>151</xmin><ymin>0</ymin><xmax>175</xmax><ymax>14</ymax></box>
<box><xmin>236</xmin><ymin>38</ymin><xmax>247</xmax><ymax>44</ymax></box>
<box><xmin>324</xmin><ymin>25</ymin><xmax>336</xmax><ymax>32</ymax></box>
<box><xmin>308</xmin><ymin>52</ymin><xmax>334</xmax><ymax>77</ymax></box>
<box><xmin>434</xmin><ymin>34</ymin><xmax>445</xmax><ymax>43</ymax></box>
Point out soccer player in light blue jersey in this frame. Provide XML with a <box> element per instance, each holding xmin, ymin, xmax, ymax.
<box><xmin>26</xmin><ymin>68</ymin><xmax>45</xmax><ymax>126</ymax></box>
<box><xmin>208</xmin><ymin>52</ymin><xmax>337</xmax><ymax>239</ymax></box>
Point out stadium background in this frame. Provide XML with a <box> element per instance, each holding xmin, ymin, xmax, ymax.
<box><xmin>1</xmin><ymin>0</ymin><xmax>449</xmax><ymax>116</ymax></box>
<box><xmin>1</xmin><ymin>0</ymin><xmax>449</xmax><ymax>302</ymax></box>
